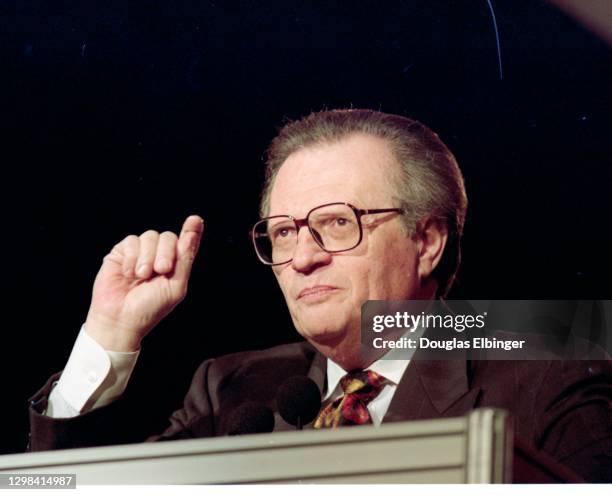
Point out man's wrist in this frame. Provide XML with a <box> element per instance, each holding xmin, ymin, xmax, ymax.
<box><xmin>84</xmin><ymin>315</ymin><xmax>142</xmax><ymax>352</ymax></box>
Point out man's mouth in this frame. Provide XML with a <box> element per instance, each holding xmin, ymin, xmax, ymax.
<box><xmin>297</xmin><ymin>285</ymin><xmax>339</xmax><ymax>300</ymax></box>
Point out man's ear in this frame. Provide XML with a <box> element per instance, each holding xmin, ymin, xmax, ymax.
<box><xmin>416</xmin><ymin>217</ymin><xmax>448</xmax><ymax>281</ymax></box>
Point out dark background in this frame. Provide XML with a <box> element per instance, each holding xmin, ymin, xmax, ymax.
<box><xmin>1</xmin><ymin>0</ymin><xmax>611</xmax><ymax>454</ymax></box>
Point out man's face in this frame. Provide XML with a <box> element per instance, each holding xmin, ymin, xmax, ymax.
<box><xmin>268</xmin><ymin>133</ymin><xmax>425</xmax><ymax>348</ymax></box>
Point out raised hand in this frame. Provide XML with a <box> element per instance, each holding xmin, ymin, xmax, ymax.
<box><xmin>84</xmin><ymin>215</ymin><xmax>204</xmax><ymax>351</ymax></box>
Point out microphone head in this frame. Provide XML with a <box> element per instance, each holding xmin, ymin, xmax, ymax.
<box><xmin>276</xmin><ymin>376</ymin><xmax>321</xmax><ymax>427</ymax></box>
<box><xmin>226</xmin><ymin>401</ymin><xmax>275</xmax><ymax>436</ymax></box>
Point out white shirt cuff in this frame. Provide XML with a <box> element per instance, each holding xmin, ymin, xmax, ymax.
<box><xmin>49</xmin><ymin>326</ymin><xmax>140</xmax><ymax>417</ymax></box>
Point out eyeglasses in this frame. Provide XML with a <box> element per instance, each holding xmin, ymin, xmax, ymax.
<box><xmin>251</xmin><ymin>202</ymin><xmax>405</xmax><ymax>265</ymax></box>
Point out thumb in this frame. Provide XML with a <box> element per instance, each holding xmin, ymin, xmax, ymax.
<box><xmin>173</xmin><ymin>215</ymin><xmax>205</xmax><ymax>287</ymax></box>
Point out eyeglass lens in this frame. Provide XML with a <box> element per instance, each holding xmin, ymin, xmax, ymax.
<box><xmin>253</xmin><ymin>203</ymin><xmax>360</xmax><ymax>264</ymax></box>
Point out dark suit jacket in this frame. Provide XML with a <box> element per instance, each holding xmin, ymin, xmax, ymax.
<box><xmin>28</xmin><ymin>341</ymin><xmax>612</xmax><ymax>481</ymax></box>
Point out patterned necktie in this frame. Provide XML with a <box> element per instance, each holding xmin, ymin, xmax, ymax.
<box><xmin>313</xmin><ymin>370</ymin><xmax>388</xmax><ymax>429</ymax></box>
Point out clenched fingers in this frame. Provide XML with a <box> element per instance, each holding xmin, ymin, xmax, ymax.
<box><xmin>121</xmin><ymin>235</ymin><xmax>140</xmax><ymax>278</ymax></box>
<box><xmin>135</xmin><ymin>230</ymin><xmax>160</xmax><ymax>279</ymax></box>
<box><xmin>106</xmin><ymin>215</ymin><xmax>203</xmax><ymax>283</ymax></box>
<box><xmin>154</xmin><ymin>231</ymin><xmax>178</xmax><ymax>274</ymax></box>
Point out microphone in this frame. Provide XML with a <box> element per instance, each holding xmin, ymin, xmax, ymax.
<box><xmin>226</xmin><ymin>401</ymin><xmax>275</xmax><ymax>436</ymax></box>
<box><xmin>276</xmin><ymin>376</ymin><xmax>321</xmax><ymax>430</ymax></box>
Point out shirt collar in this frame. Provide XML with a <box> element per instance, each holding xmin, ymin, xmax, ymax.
<box><xmin>323</xmin><ymin>352</ymin><xmax>410</xmax><ymax>400</ymax></box>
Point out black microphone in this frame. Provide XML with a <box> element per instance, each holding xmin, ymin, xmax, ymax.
<box><xmin>226</xmin><ymin>401</ymin><xmax>275</xmax><ymax>436</ymax></box>
<box><xmin>276</xmin><ymin>376</ymin><xmax>321</xmax><ymax>430</ymax></box>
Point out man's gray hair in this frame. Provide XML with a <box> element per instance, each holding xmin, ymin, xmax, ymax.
<box><xmin>260</xmin><ymin>109</ymin><xmax>467</xmax><ymax>298</ymax></box>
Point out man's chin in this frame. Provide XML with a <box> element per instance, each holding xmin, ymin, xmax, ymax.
<box><xmin>296</xmin><ymin>323</ymin><xmax>348</xmax><ymax>346</ymax></box>
<box><xmin>298</xmin><ymin>324</ymin><xmax>379</xmax><ymax>369</ymax></box>
<box><xmin>291</xmin><ymin>306</ymin><xmax>359</xmax><ymax>345</ymax></box>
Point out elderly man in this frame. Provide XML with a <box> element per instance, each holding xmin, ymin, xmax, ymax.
<box><xmin>28</xmin><ymin>109</ymin><xmax>611</xmax><ymax>481</ymax></box>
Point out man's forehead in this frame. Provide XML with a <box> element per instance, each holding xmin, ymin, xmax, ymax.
<box><xmin>268</xmin><ymin>134</ymin><xmax>399</xmax><ymax>216</ymax></box>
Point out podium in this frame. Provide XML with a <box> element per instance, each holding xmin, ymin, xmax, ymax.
<box><xmin>0</xmin><ymin>409</ymin><xmax>515</xmax><ymax>484</ymax></box>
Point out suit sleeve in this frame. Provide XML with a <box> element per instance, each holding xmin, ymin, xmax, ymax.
<box><xmin>28</xmin><ymin>359</ymin><xmax>218</xmax><ymax>451</ymax></box>
<box><xmin>535</xmin><ymin>360</ymin><xmax>612</xmax><ymax>482</ymax></box>
<box><xmin>144</xmin><ymin>359</ymin><xmax>217</xmax><ymax>441</ymax></box>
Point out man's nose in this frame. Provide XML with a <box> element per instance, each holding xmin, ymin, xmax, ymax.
<box><xmin>291</xmin><ymin>227</ymin><xmax>332</xmax><ymax>273</ymax></box>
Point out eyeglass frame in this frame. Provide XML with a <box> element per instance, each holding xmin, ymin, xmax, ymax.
<box><xmin>250</xmin><ymin>201</ymin><xmax>406</xmax><ymax>266</ymax></box>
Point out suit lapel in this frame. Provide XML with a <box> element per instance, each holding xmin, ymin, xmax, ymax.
<box><xmin>383</xmin><ymin>354</ymin><xmax>481</xmax><ymax>423</ymax></box>
<box><xmin>307</xmin><ymin>350</ymin><xmax>327</xmax><ymax>395</ymax></box>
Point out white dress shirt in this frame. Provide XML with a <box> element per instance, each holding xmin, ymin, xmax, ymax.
<box><xmin>47</xmin><ymin>327</ymin><xmax>410</xmax><ymax>424</ymax></box>
<box><xmin>47</xmin><ymin>327</ymin><xmax>140</xmax><ymax>418</ymax></box>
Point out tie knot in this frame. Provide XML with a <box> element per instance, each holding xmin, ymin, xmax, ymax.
<box><xmin>314</xmin><ymin>369</ymin><xmax>388</xmax><ymax>429</ymax></box>
<box><xmin>340</xmin><ymin>370</ymin><xmax>387</xmax><ymax>400</ymax></box>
